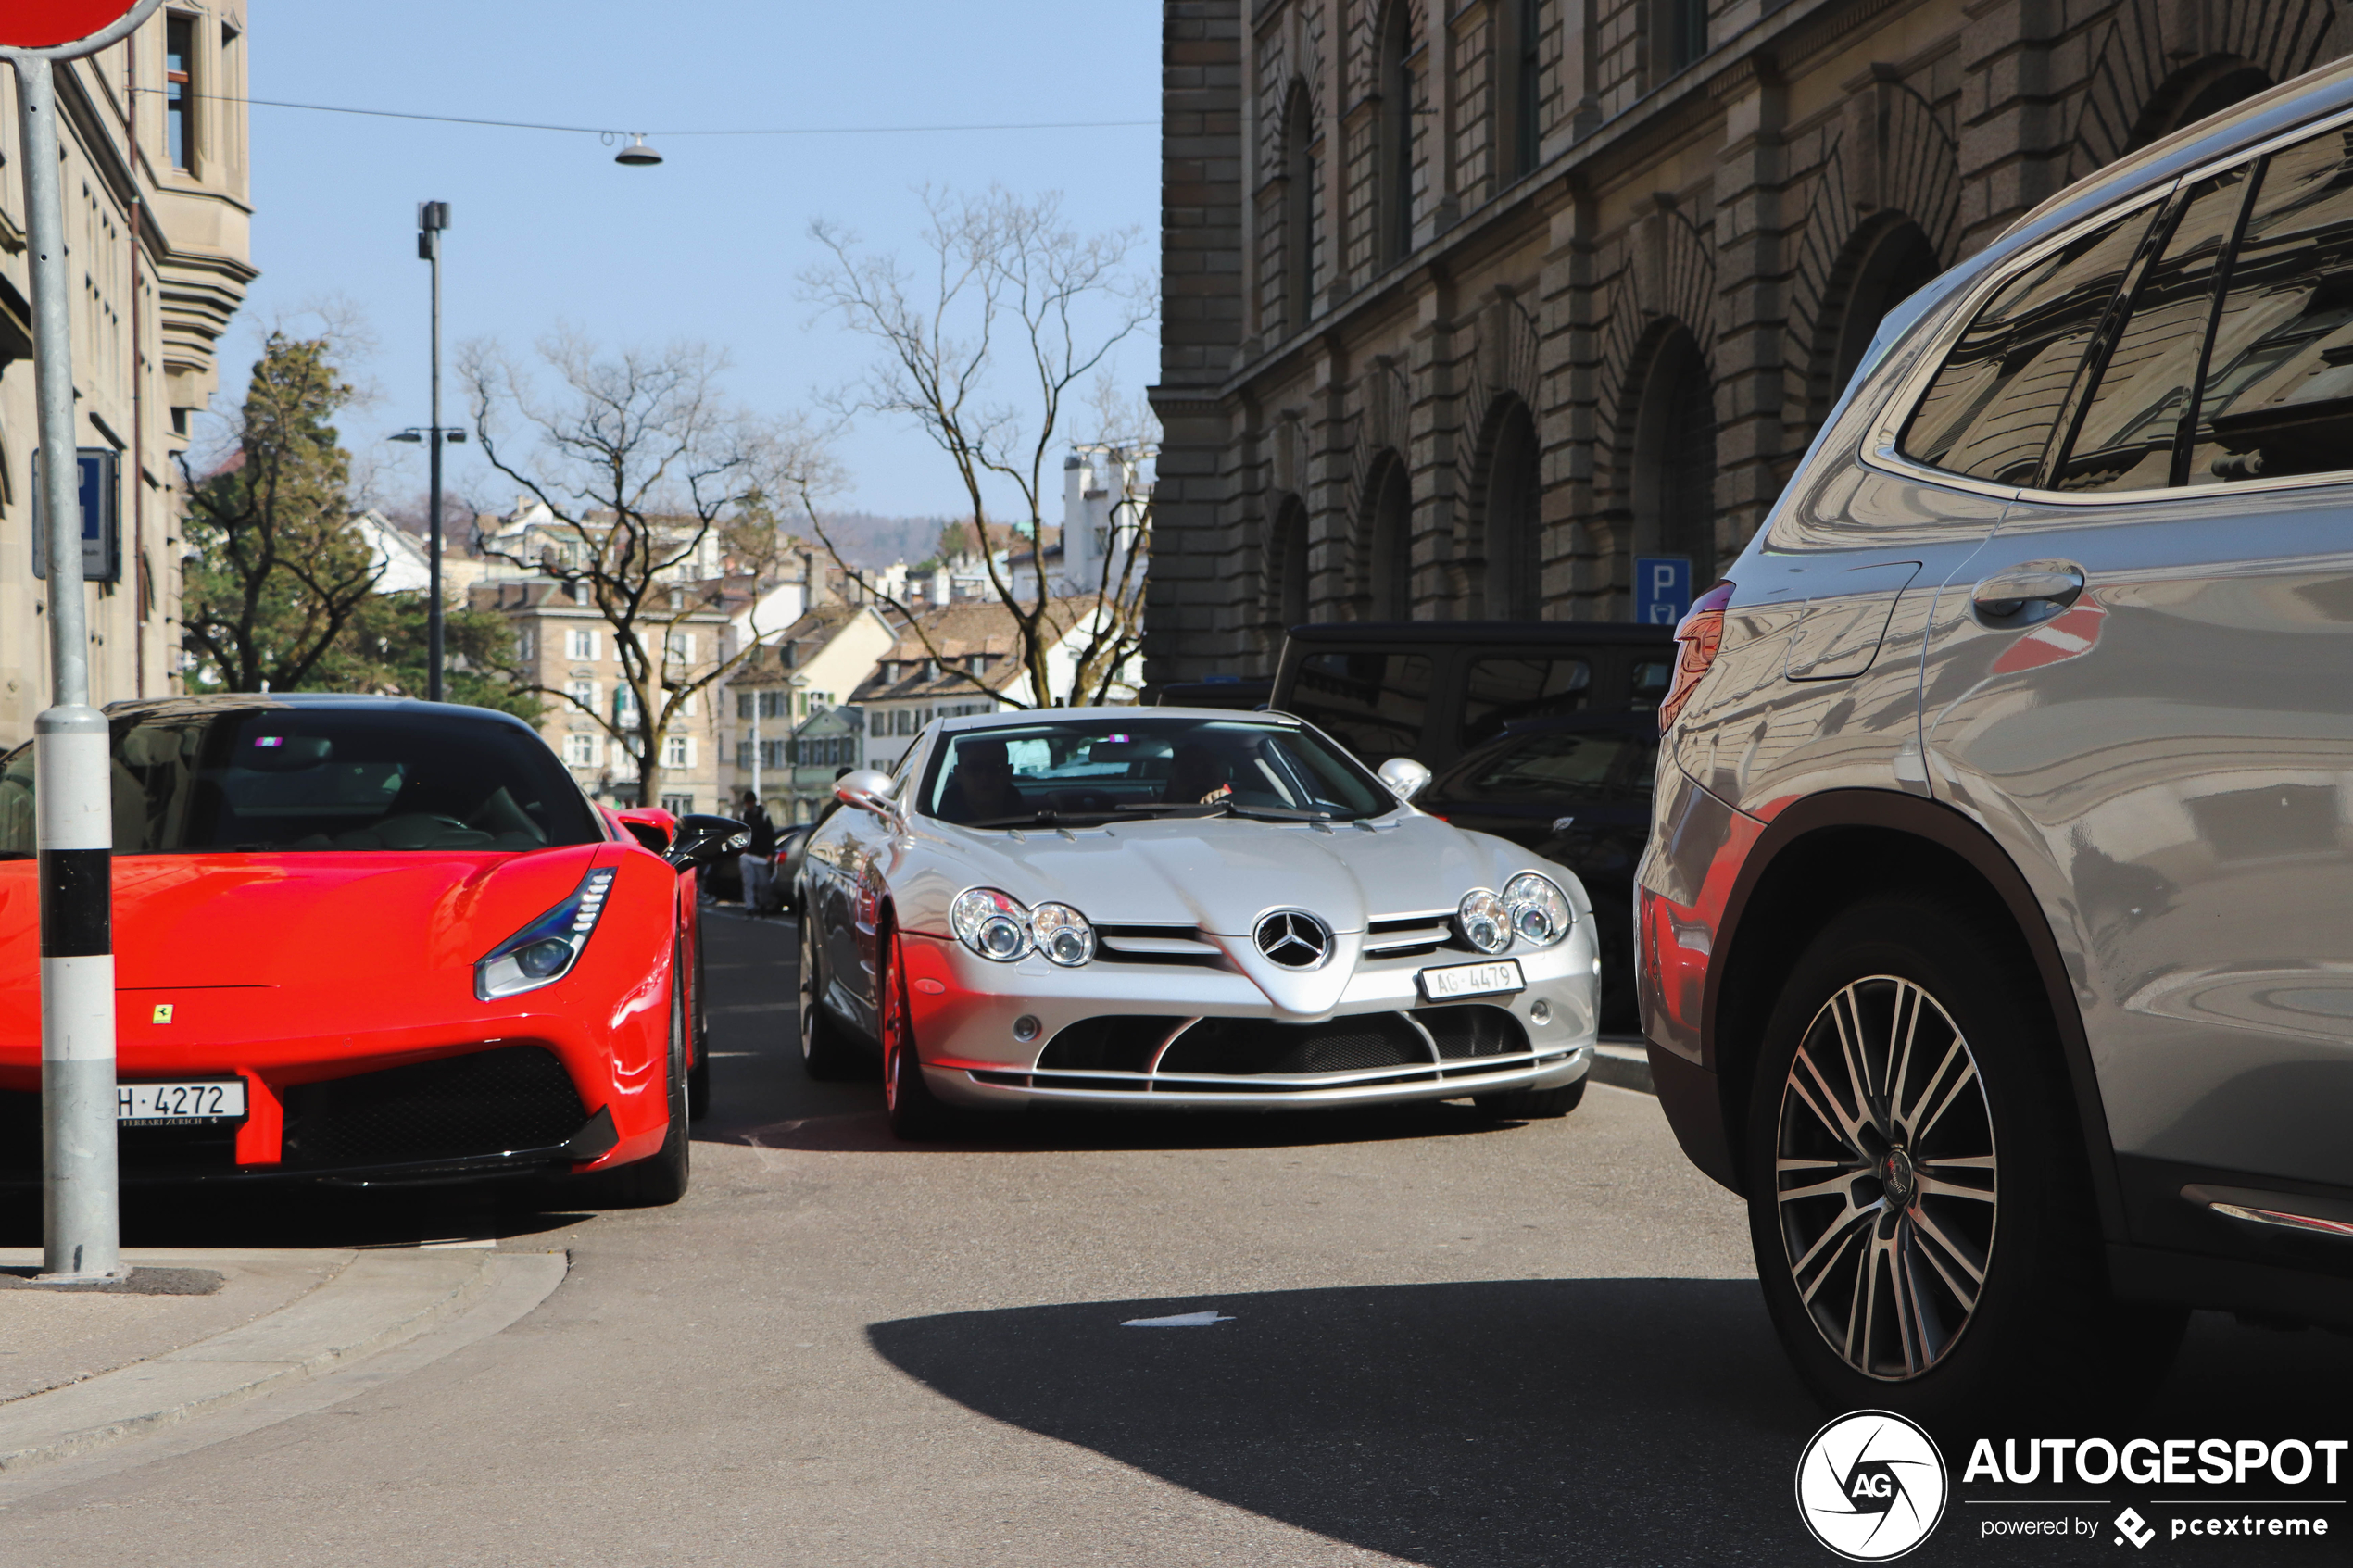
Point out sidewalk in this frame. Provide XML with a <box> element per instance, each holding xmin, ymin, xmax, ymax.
<box><xmin>0</xmin><ymin>1245</ymin><xmax>566</xmax><ymax>1476</ymax></box>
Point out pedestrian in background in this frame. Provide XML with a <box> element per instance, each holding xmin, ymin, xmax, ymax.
<box><xmin>738</xmin><ymin>791</ymin><xmax>778</xmax><ymax>916</ymax></box>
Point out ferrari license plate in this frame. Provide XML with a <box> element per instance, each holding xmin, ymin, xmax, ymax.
<box><xmin>119</xmin><ymin>1080</ymin><xmax>246</xmax><ymax>1125</ymax></box>
<box><xmin>1418</xmin><ymin>960</ymin><xmax>1524</xmax><ymax>1001</ymax></box>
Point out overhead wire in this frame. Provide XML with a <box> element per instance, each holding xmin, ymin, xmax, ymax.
<box><xmin>145</xmin><ymin>88</ymin><xmax>1153</xmax><ymax>139</ymax></box>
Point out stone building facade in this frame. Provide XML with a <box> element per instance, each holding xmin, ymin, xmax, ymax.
<box><xmin>0</xmin><ymin>7</ymin><xmax>255</xmax><ymax>738</ymax></box>
<box><xmin>1146</xmin><ymin>0</ymin><xmax>2334</xmax><ymax>680</ymax></box>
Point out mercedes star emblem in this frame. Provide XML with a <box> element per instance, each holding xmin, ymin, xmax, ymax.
<box><xmin>1254</xmin><ymin>909</ymin><xmax>1332</xmax><ymax>970</ymax></box>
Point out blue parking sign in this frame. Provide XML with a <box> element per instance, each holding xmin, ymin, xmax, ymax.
<box><xmin>1635</xmin><ymin>556</ymin><xmax>1691</xmax><ymax>626</ymax></box>
<box><xmin>31</xmin><ymin>446</ymin><xmax>120</xmax><ymax>583</ymax></box>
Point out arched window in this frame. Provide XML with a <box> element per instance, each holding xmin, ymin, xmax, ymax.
<box><xmin>2130</xmin><ymin>59</ymin><xmax>2273</xmax><ymax>151</ymax></box>
<box><xmin>1269</xmin><ymin>495</ymin><xmax>1311</xmax><ymax>633</ymax></box>
<box><xmin>1363</xmin><ymin>456</ymin><xmax>1413</xmax><ymax>620</ymax></box>
<box><xmin>1632</xmin><ymin>330</ymin><xmax>1717</xmax><ymax>588</ymax></box>
<box><xmin>1499</xmin><ymin>0</ymin><xmax>1543</xmax><ymax>182</ymax></box>
<box><xmin>1378</xmin><ymin>1</ymin><xmax>1419</xmax><ymax>266</ymax></box>
<box><xmin>1476</xmin><ymin>398</ymin><xmax>1541</xmax><ymax>618</ymax></box>
<box><xmin>1280</xmin><ymin>85</ymin><xmax>1317</xmax><ymax>334</ymax></box>
<box><xmin>1819</xmin><ymin>220</ymin><xmax>1944</xmax><ymax>420</ymax></box>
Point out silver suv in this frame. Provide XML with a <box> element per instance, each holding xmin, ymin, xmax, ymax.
<box><xmin>1640</xmin><ymin>57</ymin><xmax>2353</xmax><ymax>1420</ymax></box>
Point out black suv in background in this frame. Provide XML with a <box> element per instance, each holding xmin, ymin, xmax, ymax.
<box><xmin>1266</xmin><ymin>621</ymin><xmax>1675</xmax><ymax>771</ymax></box>
<box><xmin>1415</xmin><ymin>714</ymin><xmax>1658</xmax><ymax>1030</ymax></box>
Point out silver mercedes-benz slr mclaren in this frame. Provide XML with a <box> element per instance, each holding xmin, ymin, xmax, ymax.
<box><xmin>792</xmin><ymin>708</ymin><xmax>1600</xmax><ymax>1139</ymax></box>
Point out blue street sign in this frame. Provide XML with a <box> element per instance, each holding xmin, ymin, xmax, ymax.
<box><xmin>31</xmin><ymin>446</ymin><xmax>120</xmax><ymax>583</ymax></box>
<box><xmin>1635</xmin><ymin>555</ymin><xmax>1691</xmax><ymax>626</ymax></box>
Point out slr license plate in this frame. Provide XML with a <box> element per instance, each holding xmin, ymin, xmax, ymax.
<box><xmin>1418</xmin><ymin>960</ymin><xmax>1525</xmax><ymax>1001</ymax></box>
<box><xmin>119</xmin><ymin>1080</ymin><xmax>247</xmax><ymax>1125</ymax></box>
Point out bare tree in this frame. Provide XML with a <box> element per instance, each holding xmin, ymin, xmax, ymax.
<box><xmin>800</xmin><ymin>187</ymin><xmax>1154</xmax><ymax>709</ymax></box>
<box><xmin>462</xmin><ymin>330</ymin><xmax>828</xmax><ymax>806</ymax></box>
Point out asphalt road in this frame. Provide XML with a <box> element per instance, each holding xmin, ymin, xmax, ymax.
<box><xmin>0</xmin><ymin>912</ymin><xmax>2347</xmax><ymax>1566</ymax></box>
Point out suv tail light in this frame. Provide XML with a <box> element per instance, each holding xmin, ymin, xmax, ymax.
<box><xmin>1658</xmin><ymin>581</ymin><xmax>1736</xmax><ymax>734</ymax></box>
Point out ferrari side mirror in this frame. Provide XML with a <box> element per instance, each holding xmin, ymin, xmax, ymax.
<box><xmin>613</xmin><ymin>806</ymin><xmax>674</xmax><ymax>855</ymax></box>
<box><xmin>835</xmin><ymin>769</ymin><xmax>903</xmax><ymax>828</ymax></box>
<box><xmin>1377</xmin><ymin>757</ymin><xmax>1431</xmax><ymax>803</ymax></box>
<box><xmin>667</xmin><ymin>813</ymin><xmax>749</xmax><ymax>872</ymax></box>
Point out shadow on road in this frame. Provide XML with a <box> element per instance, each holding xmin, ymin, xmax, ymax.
<box><xmin>873</xmin><ymin>1277</ymin><xmax>1810</xmax><ymax>1566</ymax></box>
<box><xmin>729</xmin><ymin>1098</ymin><xmax>1538</xmax><ymax>1156</ymax></box>
<box><xmin>869</xmin><ymin>1280</ymin><xmax>2353</xmax><ymax>1567</ymax></box>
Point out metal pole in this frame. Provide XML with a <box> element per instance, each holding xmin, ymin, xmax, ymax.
<box><xmin>16</xmin><ymin>54</ymin><xmax>121</xmax><ymax>1283</ymax></box>
<box><xmin>425</xmin><ymin>214</ymin><xmax>445</xmax><ymax>703</ymax></box>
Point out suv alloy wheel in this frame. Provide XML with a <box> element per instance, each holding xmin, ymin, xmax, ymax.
<box><xmin>1744</xmin><ymin>895</ymin><xmax>2180</xmax><ymax>1419</ymax></box>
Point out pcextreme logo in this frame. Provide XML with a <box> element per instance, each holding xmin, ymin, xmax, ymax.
<box><xmin>1796</xmin><ymin>1410</ymin><xmax>1951</xmax><ymax>1561</ymax></box>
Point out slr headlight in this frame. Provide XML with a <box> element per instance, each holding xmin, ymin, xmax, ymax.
<box><xmin>951</xmin><ymin>887</ymin><xmax>1032</xmax><ymax>961</ymax></box>
<box><xmin>1029</xmin><ymin>902</ymin><xmax>1095</xmax><ymax>967</ymax></box>
<box><xmin>1503</xmin><ymin>872</ymin><xmax>1572</xmax><ymax>947</ymax></box>
<box><xmin>1457</xmin><ymin>888</ymin><xmax>1512</xmax><ymax>955</ymax></box>
<box><xmin>477</xmin><ymin>868</ymin><xmax>616</xmax><ymax>1000</ymax></box>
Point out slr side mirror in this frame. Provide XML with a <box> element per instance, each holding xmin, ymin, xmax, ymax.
<box><xmin>667</xmin><ymin>813</ymin><xmax>749</xmax><ymax>872</ymax></box>
<box><xmin>835</xmin><ymin>769</ymin><xmax>904</xmax><ymax>829</ymax></box>
<box><xmin>1378</xmin><ymin>757</ymin><xmax>1432</xmax><ymax>803</ymax></box>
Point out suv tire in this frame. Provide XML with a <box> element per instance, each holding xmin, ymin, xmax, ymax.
<box><xmin>1743</xmin><ymin>894</ymin><xmax>2180</xmax><ymax>1421</ymax></box>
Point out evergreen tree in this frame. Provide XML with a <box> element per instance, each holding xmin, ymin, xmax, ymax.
<box><xmin>181</xmin><ymin>333</ymin><xmax>379</xmax><ymax>693</ymax></box>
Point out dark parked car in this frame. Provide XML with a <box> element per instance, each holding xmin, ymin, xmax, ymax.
<box><xmin>1268</xmin><ymin>621</ymin><xmax>1676</xmax><ymax>772</ymax></box>
<box><xmin>1148</xmin><ymin>677</ymin><xmax>1274</xmax><ymax>710</ymax></box>
<box><xmin>1417</xmin><ymin>715</ymin><xmax>1656</xmax><ymax>1031</ymax></box>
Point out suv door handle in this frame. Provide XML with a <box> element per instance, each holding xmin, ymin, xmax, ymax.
<box><xmin>1972</xmin><ymin>562</ymin><xmax>2085</xmax><ymax>619</ymax></box>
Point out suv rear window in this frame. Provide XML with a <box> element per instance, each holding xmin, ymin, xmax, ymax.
<box><xmin>2189</xmin><ymin>126</ymin><xmax>2353</xmax><ymax>484</ymax></box>
<box><xmin>0</xmin><ymin>708</ymin><xmax>602</xmax><ymax>855</ymax></box>
<box><xmin>1900</xmin><ymin>207</ymin><xmax>2153</xmax><ymax>483</ymax></box>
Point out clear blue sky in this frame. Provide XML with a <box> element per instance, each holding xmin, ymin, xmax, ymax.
<box><xmin>237</xmin><ymin>1</ymin><xmax>1161</xmax><ymax>520</ymax></box>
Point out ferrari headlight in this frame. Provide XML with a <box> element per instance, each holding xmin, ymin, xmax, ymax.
<box><xmin>476</xmin><ymin>868</ymin><xmax>616</xmax><ymax>1000</ymax></box>
<box><xmin>1503</xmin><ymin>872</ymin><xmax>1572</xmax><ymax>947</ymax></box>
<box><xmin>1457</xmin><ymin>888</ymin><xmax>1512</xmax><ymax>955</ymax></box>
<box><xmin>951</xmin><ymin>887</ymin><xmax>1032</xmax><ymax>961</ymax></box>
<box><xmin>1030</xmin><ymin>902</ymin><xmax>1094</xmax><ymax>967</ymax></box>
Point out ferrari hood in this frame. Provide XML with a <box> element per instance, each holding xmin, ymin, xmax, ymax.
<box><xmin>918</xmin><ymin>813</ymin><xmax>1538</xmax><ymax>935</ymax></box>
<box><xmin>106</xmin><ymin>848</ymin><xmax>610</xmax><ymax>989</ymax></box>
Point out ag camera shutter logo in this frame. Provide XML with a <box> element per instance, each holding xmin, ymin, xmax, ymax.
<box><xmin>1796</xmin><ymin>1411</ymin><xmax>1949</xmax><ymax>1561</ymax></box>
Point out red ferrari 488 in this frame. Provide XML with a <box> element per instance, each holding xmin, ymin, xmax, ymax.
<box><xmin>0</xmin><ymin>695</ymin><xmax>743</xmax><ymax>1205</ymax></box>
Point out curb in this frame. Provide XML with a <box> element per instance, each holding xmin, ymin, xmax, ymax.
<box><xmin>0</xmin><ymin>1248</ymin><xmax>567</xmax><ymax>1476</ymax></box>
<box><xmin>1590</xmin><ymin>1037</ymin><xmax>1655</xmax><ymax>1095</ymax></box>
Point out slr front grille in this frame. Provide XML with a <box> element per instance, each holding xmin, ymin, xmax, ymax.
<box><xmin>1015</xmin><ymin>1004</ymin><xmax>1536</xmax><ymax>1094</ymax></box>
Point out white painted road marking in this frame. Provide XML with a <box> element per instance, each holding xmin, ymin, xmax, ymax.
<box><xmin>1121</xmin><ymin>1311</ymin><xmax>1235</xmax><ymax>1328</ymax></box>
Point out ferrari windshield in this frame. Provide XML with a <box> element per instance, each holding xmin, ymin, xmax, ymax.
<box><xmin>0</xmin><ymin>707</ymin><xmax>604</xmax><ymax>855</ymax></box>
<box><xmin>920</xmin><ymin>716</ymin><xmax>1394</xmax><ymax>826</ymax></box>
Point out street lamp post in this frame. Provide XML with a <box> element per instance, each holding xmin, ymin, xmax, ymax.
<box><xmin>420</xmin><ymin>200</ymin><xmax>451</xmax><ymax>702</ymax></box>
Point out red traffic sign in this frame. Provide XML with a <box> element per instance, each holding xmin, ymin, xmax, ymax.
<box><xmin>1</xmin><ymin>2</ymin><xmax>143</xmax><ymax>49</ymax></box>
